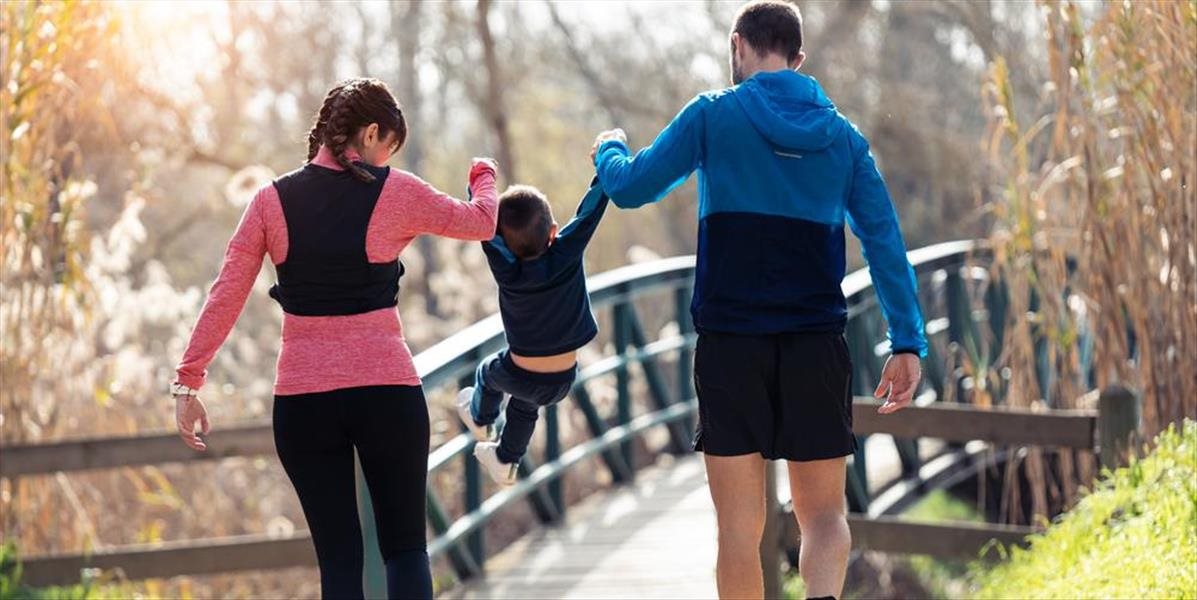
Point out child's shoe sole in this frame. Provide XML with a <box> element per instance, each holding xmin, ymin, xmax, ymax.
<box><xmin>473</xmin><ymin>442</ymin><xmax>519</xmax><ymax>486</ymax></box>
<box><xmin>456</xmin><ymin>387</ymin><xmax>493</xmax><ymax>442</ymax></box>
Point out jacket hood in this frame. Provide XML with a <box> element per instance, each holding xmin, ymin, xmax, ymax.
<box><xmin>732</xmin><ymin>70</ymin><xmax>844</xmax><ymax>151</ymax></box>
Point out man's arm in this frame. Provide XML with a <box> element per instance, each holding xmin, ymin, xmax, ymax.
<box><xmin>844</xmin><ymin>127</ymin><xmax>927</xmax><ymax>414</ymax></box>
<box><xmin>593</xmin><ymin>95</ymin><xmax>707</xmax><ymax>208</ymax></box>
<box><xmin>844</xmin><ymin>127</ymin><xmax>928</xmax><ymax>358</ymax></box>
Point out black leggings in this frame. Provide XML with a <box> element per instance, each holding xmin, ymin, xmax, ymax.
<box><xmin>273</xmin><ymin>385</ymin><xmax>431</xmax><ymax>600</ymax></box>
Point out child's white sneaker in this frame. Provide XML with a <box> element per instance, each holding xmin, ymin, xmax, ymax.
<box><xmin>473</xmin><ymin>442</ymin><xmax>518</xmax><ymax>487</ymax></box>
<box><xmin>456</xmin><ymin>387</ymin><xmax>493</xmax><ymax>442</ymax></box>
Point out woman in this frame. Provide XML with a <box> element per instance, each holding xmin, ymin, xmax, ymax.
<box><xmin>170</xmin><ymin>78</ymin><xmax>498</xmax><ymax>599</ymax></box>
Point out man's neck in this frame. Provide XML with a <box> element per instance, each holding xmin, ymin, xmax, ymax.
<box><xmin>745</xmin><ymin>54</ymin><xmax>794</xmax><ymax>79</ymax></box>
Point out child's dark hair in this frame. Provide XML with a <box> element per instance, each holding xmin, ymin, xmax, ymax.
<box><xmin>498</xmin><ymin>185</ymin><xmax>554</xmax><ymax>260</ymax></box>
<box><xmin>732</xmin><ymin>1</ymin><xmax>803</xmax><ymax>63</ymax></box>
<box><xmin>306</xmin><ymin>78</ymin><xmax>406</xmax><ymax>182</ymax></box>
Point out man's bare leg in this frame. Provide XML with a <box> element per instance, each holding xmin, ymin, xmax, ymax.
<box><xmin>787</xmin><ymin>456</ymin><xmax>850</xmax><ymax>598</ymax></box>
<box><xmin>704</xmin><ymin>453</ymin><xmax>766</xmax><ymax>599</ymax></box>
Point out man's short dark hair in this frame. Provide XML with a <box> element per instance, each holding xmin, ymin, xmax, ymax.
<box><xmin>498</xmin><ymin>185</ymin><xmax>554</xmax><ymax>260</ymax></box>
<box><xmin>732</xmin><ymin>0</ymin><xmax>803</xmax><ymax>63</ymax></box>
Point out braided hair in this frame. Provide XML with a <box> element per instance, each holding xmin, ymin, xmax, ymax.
<box><xmin>305</xmin><ymin>78</ymin><xmax>407</xmax><ymax>182</ymax></box>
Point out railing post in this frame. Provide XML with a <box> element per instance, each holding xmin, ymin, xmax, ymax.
<box><xmin>356</xmin><ymin>454</ymin><xmax>387</xmax><ymax>599</ymax></box>
<box><xmin>460</xmin><ymin>373</ymin><xmax>485</xmax><ymax>573</ymax></box>
<box><xmin>624</xmin><ymin>304</ymin><xmax>690</xmax><ymax>454</ymax></box>
<box><xmin>845</xmin><ymin>316</ymin><xmax>872</xmax><ymax>509</ymax></box>
<box><xmin>572</xmin><ymin>386</ymin><xmax>634</xmax><ymax>482</ymax></box>
<box><xmin>675</xmin><ymin>285</ymin><xmax>695</xmax><ymax>441</ymax></box>
<box><xmin>1098</xmin><ymin>386</ymin><xmax>1140</xmax><ymax>470</ymax></box>
<box><xmin>545</xmin><ymin>403</ymin><xmax>564</xmax><ymax>518</ymax></box>
<box><xmin>426</xmin><ymin>492</ymin><xmax>480</xmax><ymax>579</ymax></box>
<box><xmin>760</xmin><ymin>460</ymin><xmax>783</xmax><ymax>600</ymax></box>
<box><xmin>614</xmin><ymin>301</ymin><xmax>635</xmax><ymax>478</ymax></box>
<box><xmin>516</xmin><ymin>455</ymin><xmax>560</xmax><ymax>524</ymax></box>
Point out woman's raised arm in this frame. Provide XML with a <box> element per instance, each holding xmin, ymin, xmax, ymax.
<box><xmin>386</xmin><ymin>159</ymin><xmax>499</xmax><ymax>242</ymax></box>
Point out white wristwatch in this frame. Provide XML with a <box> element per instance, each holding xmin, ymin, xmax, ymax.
<box><xmin>170</xmin><ymin>382</ymin><xmax>198</xmax><ymax>398</ymax></box>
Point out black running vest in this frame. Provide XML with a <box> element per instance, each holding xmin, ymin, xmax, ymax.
<box><xmin>268</xmin><ymin>161</ymin><xmax>404</xmax><ymax>316</ymax></box>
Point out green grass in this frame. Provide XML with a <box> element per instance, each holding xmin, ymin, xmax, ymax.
<box><xmin>0</xmin><ymin>542</ymin><xmax>91</xmax><ymax>600</ymax></box>
<box><xmin>0</xmin><ymin>543</ymin><xmax>141</xmax><ymax>600</ymax></box>
<box><xmin>905</xmin><ymin>489</ymin><xmax>983</xmax><ymax>599</ymax></box>
<box><xmin>972</xmin><ymin>420</ymin><xmax>1197</xmax><ymax>599</ymax></box>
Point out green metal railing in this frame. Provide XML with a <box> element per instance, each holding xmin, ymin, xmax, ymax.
<box><xmin>354</xmin><ymin>240</ymin><xmax>992</xmax><ymax>595</ymax></box>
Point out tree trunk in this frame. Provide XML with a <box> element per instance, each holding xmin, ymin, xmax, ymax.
<box><xmin>392</xmin><ymin>0</ymin><xmax>442</xmax><ymax>318</ymax></box>
<box><xmin>475</xmin><ymin>0</ymin><xmax>517</xmax><ymax>182</ymax></box>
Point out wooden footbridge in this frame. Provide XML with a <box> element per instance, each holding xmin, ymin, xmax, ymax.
<box><xmin>4</xmin><ymin>240</ymin><xmax>1139</xmax><ymax>597</ymax></box>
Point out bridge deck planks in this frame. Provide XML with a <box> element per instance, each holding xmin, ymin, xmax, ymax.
<box><xmin>445</xmin><ymin>455</ymin><xmax>718</xmax><ymax>599</ymax></box>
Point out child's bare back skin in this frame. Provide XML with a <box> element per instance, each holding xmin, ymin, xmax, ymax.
<box><xmin>510</xmin><ymin>350</ymin><xmax>578</xmax><ymax>373</ymax></box>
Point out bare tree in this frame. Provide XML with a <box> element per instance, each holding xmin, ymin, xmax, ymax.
<box><xmin>392</xmin><ymin>0</ymin><xmax>443</xmax><ymax>318</ymax></box>
<box><xmin>476</xmin><ymin>0</ymin><xmax>518</xmax><ymax>182</ymax></box>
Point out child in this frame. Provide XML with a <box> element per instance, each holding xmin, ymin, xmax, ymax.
<box><xmin>457</xmin><ymin>180</ymin><xmax>609</xmax><ymax>485</ymax></box>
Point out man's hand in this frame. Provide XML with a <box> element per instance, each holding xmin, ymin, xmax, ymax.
<box><xmin>175</xmin><ymin>394</ymin><xmax>211</xmax><ymax>451</ymax></box>
<box><xmin>875</xmin><ymin>353</ymin><xmax>922</xmax><ymax>414</ymax></box>
<box><xmin>590</xmin><ymin>128</ymin><xmax>627</xmax><ymax>163</ymax></box>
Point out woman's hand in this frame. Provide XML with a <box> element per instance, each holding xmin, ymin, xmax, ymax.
<box><xmin>470</xmin><ymin>157</ymin><xmax>499</xmax><ymax>180</ymax></box>
<box><xmin>175</xmin><ymin>394</ymin><xmax>211</xmax><ymax>451</ymax></box>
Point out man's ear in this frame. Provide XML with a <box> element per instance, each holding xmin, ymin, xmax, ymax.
<box><xmin>548</xmin><ymin>222</ymin><xmax>560</xmax><ymax>244</ymax></box>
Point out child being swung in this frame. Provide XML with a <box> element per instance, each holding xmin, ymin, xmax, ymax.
<box><xmin>457</xmin><ymin>180</ymin><xmax>609</xmax><ymax>485</ymax></box>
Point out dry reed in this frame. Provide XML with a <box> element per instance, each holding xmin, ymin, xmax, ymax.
<box><xmin>982</xmin><ymin>0</ymin><xmax>1196</xmax><ymax>522</ymax></box>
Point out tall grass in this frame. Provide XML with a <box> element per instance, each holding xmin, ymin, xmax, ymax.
<box><xmin>982</xmin><ymin>1</ymin><xmax>1196</xmax><ymax>521</ymax></box>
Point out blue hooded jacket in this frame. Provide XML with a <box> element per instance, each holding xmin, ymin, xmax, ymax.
<box><xmin>595</xmin><ymin>70</ymin><xmax>927</xmax><ymax>356</ymax></box>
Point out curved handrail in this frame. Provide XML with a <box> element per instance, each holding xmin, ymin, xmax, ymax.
<box><xmin>409</xmin><ymin>240</ymin><xmax>986</xmax><ymax>588</ymax></box>
<box><xmin>414</xmin><ymin>255</ymin><xmax>697</xmax><ymax>390</ymax></box>
<box><xmin>417</xmin><ymin>241</ymin><xmax>981</xmax><ymax>389</ymax></box>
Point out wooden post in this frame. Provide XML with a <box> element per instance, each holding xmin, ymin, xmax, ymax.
<box><xmin>1098</xmin><ymin>386</ymin><xmax>1139</xmax><ymax>469</ymax></box>
<box><xmin>760</xmin><ymin>460</ymin><xmax>783</xmax><ymax>600</ymax></box>
<box><xmin>355</xmin><ymin>454</ymin><xmax>387</xmax><ymax>599</ymax></box>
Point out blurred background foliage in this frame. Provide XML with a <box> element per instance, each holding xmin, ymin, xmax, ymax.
<box><xmin>1</xmin><ymin>0</ymin><xmax>1193</xmax><ymax>597</ymax></box>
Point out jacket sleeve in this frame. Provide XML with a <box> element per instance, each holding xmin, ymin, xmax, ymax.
<box><xmin>548</xmin><ymin>179</ymin><xmax>610</xmax><ymax>258</ymax></box>
<box><xmin>175</xmin><ymin>188</ymin><xmax>269</xmax><ymax>389</ymax></box>
<box><xmin>594</xmin><ymin>95</ymin><xmax>707</xmax><ymax>208</ymax></box>
<box><xmin>844</xmin><ymin>127</ymin><xmax>928</xmax><ymax>357</ymax></box>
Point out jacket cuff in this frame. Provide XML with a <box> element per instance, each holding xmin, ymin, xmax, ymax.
<box><xmin>175</xmin><ymin>371</ymin><xmax>205</xmax><ymax>390</ymax></box>
<box><xmin>469</xmin><ymin>159</ymin><xmax>497</xmax><ymax>182</ymax></box>
<box><xmin>595</xmin><ymin>139</ymin><xmax>629</xmax><ymax>166</ymax></box>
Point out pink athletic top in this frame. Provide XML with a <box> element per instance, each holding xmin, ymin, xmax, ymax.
<box><xmin>175</xmin><ymin>146</ymin><xmax>499</xmax><ymax>396</ymax></box>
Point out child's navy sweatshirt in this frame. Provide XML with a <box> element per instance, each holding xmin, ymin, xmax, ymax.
<box><xmin>481</xmin><ymin>180</ymin><xmax>609</xmax><ymax>356</ymax></box>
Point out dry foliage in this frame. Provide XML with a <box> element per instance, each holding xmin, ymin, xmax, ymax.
<box><xmin>982</xmin><ymin>1</ymin><xmax>1196</xmax><ymax>521</ymax></box>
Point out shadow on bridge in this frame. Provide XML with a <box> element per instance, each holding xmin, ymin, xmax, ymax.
<box><xmin>6</xmin><ymin>240</ymin><xmax>1140</xmax><ymax>598</ymax></box>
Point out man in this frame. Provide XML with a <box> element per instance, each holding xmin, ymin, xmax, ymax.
<box><xmin>590</xmin><ymin>2</ymin><xmax>926</xmax><ymax>598</ymax></box>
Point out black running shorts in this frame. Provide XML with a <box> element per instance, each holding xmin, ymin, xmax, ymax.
<box><xmin>693</xmin><ymin>330</ymin><xmax>856</xmax><ymax>461</ymax></box>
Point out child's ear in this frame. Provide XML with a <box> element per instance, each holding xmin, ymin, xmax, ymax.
<box><xmin>549</xmin><ymin>222</ymin><xmax>560</xmax><ymax>242</ymax></box>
